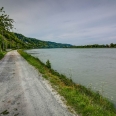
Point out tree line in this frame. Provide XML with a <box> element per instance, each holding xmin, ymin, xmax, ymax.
<box><xmin>71</xmin><ymin>43</ymin><xmax>116</xmax><ymax>48</ymax></box>
<box><xmin>14</xmin><ymin>33</ymin><xmax>72</xmax><ymax>48</ymax></box>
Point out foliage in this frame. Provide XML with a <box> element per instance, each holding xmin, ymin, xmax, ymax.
<box><xmin>3</xmin><ymin>32</ymin><xmax>27</xmax><ymax>49</ymax></box>
<box><xmin>110</xmin><ymin>43</ymin><xmax>116</xmax><ymax>48</ymax></box>
<box><xmin>15</xmin><ymin>33</ymin><xmax>72</xmax><ymax>48</ymax></box>
<box><xmin>0</xmin><ymin>32</ymin><xmax>28</xmax><ymax>51</ymax></box>
<box><xmin>0</xmin><ymin>34</ymin><xmax>2</xmax><ymax>52</ymax></box>
<box><xmin>0</xmin><ymin>7</ymin><xmax>28</xmax><ymax>51</ymax></box>
<box><xmin>46</xmin><ymin>60</ymin><xmax>51</xmax><ymax>68</ymax></box>
<box><xmin>18</xmin><ymin>50</ymin><xmax>116</xmax><ymax>116</ymax></box>
<box><xmin>0</xmin><ymin>52</ymin><xmax>4</xmax><ymax>59</ymax></box>
<box><xmin>0</xmin><ymin>7</ymin><xmax>14</xmax><ymax>33</ymax></box>
<box><xmin>0</xmin><ymin>51</ymin><xmax>6</xmax><ymax>60</ymax></box>
<box><xmin>71</xmin><ymin>43</ymin><xmax>116</xmax><ymax>48</ymax></box>
<box><xmin>0</xmin><ymin>7</ymin><xmax>27</xmax><ymax>50</ymax></box>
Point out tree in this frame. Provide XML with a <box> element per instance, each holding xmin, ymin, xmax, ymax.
<box><xmin>0</xmin><ymin>7</ymin><xmax>14</xmax><ymax>33</ymax></box>
<box><xmin>110</xmin><ymin>43</ymin><xmax>114</xmax><ymax>48</ymax></box>
<box><xmin>0</xmin><ymin>7</ymin><xmax>14</xmax><ymax>51</ymax></box>
<box><xmin>46</xmin><ymin>60</ymin><xmax>51</xmax><ymax>69</ymax></box>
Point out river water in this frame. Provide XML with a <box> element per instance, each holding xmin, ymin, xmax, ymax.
<box><xmin>26</xmin><ymin>48</ymin><xmax>116</xmax><ymax>106</ymax></box>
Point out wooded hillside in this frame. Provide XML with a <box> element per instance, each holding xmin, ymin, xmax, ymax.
<box><xmin>14</xmin><ymin>33</ymin><xmax>72</xmax><ymax>48</ymax></box>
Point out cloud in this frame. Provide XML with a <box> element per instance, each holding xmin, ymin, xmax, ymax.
<box><xmin>0</xmin><ymin>0</ymin><xmax>116</xmax><ymax>45</ymax></box>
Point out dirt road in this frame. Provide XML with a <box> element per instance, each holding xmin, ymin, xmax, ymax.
<box><xmin>0</xmin><ymin>51</ymin><xmax>74</xmax><ymax>116</ymax></box>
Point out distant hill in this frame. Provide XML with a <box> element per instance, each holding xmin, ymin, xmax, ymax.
<box><xmin>14</xmin><ymin>33</ymin><xmax>72</xmax><ymax>48</ymax></box>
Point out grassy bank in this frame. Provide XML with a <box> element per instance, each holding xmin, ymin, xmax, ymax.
<box><xmin>0</xmin><ymin>52</ymin><xmax>6</xmax><ymax>60</ymax></box>
<box><xmin>18</xmin><ymin>50</ymin><xmax>116</xmax><ymax>116</ymax></box>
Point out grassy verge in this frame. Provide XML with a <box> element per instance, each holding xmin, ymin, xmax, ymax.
<box><xmin>18</xmin><ymin>50</ymin><xmax>116</xmax><ymax>116</ymax></box>
<box><xmin>0</xmin><ymin>52</ymin><xmax>6</xmax><ymax>60</ymax></box>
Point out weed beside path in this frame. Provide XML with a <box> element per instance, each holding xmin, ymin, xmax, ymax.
<box><xmin>18</xmin><ymin>50</ymin><xmax>116</xmax><ymax>116</ymax></box>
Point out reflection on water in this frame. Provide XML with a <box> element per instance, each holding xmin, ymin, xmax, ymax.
<box><xmin>26</xmin><ymin>48</ymin><xmax>116</xmax><ymax>106</ymax></box>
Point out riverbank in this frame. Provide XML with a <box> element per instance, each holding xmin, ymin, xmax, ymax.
<box><xmin>18</xmin><ymin>50</ymin><xmax>116</xmax><ymax>116</ymax></box>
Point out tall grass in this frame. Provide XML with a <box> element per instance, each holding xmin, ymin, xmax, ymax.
<box><xmin>18</xmin><ymin>50</ymin><xmax>116</xmax><ymax>116</ymax></box>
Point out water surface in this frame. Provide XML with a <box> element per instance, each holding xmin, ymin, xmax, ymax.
<box><xmin>26</xmin><ymin>48</ymin><xmax>116</xmax><ymax>106</ymax></box>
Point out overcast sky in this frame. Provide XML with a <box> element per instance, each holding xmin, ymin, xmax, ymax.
<box><xmin>0</xmin><ymin>0</ymin><xmax>116</xmax><ymax>45</ymax></box>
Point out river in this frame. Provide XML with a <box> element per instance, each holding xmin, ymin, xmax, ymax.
<box><xmin>26</xmin><ymin>48</ymin><xmax>116</xmax><ymax>106</ymax></box>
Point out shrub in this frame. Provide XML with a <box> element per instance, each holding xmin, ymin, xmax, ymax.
<box><xmin>0</xmin><ymin>52</ymin><xmax>4</xmax><ymax>60</ymax></box>
<box><xmin>46</xmin><ymin>60</ymin><xmax>51</xmax><ymax>68</ymax></box>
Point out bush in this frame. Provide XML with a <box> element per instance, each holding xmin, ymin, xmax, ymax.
<box><xmin>0</xmin><ymin>52</ymin><xmax>4</xmax><ymax>60</ymax></box>
<box><xmin>46</xmin><ymin>60</ymin><xmax>51</xmax><ymax>68</ymax></box>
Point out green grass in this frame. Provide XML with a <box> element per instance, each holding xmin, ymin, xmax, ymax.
<box><xmin>18</xmin><ymin>50</ymin><xmax>116</xmax><ymax>116</ymax></box>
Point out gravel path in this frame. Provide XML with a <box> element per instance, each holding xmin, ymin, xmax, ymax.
<box><xmin>0</xmin><ymin>51</ymin><xmax>74</xmax><ymax>116</ymax></box>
